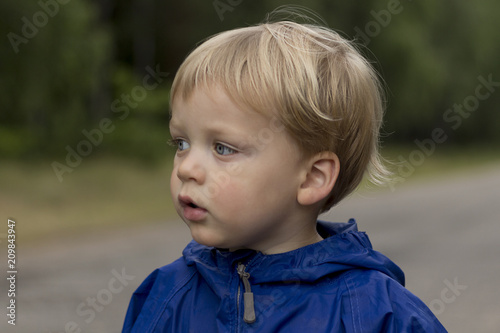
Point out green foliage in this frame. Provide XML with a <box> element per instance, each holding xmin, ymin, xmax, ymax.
<box><xmin>1</xmin><ymin>0</ymin><xmax>499</xmax><ymax>161</ymax></box>
<box><xmin>103</xmin><ymin>64</ymin><xmax>171</xmax><ymax>161</ymax></box>
<box><xmin>0</xmin><ymin>0</ymin><xmax>111</xmax><ymax>158</ymax></box>
<box><xmin>368</xmin><ymin>0</ymin><xmax>500</xmax><ymax>144</ymax></box>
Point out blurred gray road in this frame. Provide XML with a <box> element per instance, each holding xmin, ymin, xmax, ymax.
<box><xmin>2</xmin><ymin>164</ymin><xmax>500</xmax><ymax>332</ymax></box>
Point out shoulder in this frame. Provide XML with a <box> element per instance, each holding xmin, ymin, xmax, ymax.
<box><xmin>122</xmin><ymin>257</ymin><xmax>197</xmax><ymax>332</ymax></box>
<box><xmin>339</xmin><ymin>269</ymin><xmax>447</xmax><ymax>332</ymax></box>
<box><xmin>135</xmin><ymin>257</ymin><xmax>195</xmax><ymax>296</ymax></box>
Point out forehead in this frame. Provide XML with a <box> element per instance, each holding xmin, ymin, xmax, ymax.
<box><xmin>170</xmin><ymin>87</ymin><xmax>264</xmax><ymax>126</ymax></box>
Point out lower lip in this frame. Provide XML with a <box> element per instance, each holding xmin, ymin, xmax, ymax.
<box><xmin>182</xmin><ymin>206</ymin><xmax>208</xmax><ymax>221</ymax></box>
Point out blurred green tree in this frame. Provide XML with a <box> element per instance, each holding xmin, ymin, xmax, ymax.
<box><xmin>1</xmin><ymin>0</ymin><xmax>499</xmax><ymax>161</ymax></box>
<box><xmin>0</xmin><ymin>0</ymin><xmax>111</xmax><ymax>158</ymax></box>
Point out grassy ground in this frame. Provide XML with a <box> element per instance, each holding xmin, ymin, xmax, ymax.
<box><xmin>381</xmin><ymin>145</ymin><xmax>500</xmax><ymax>182</ymax></box>
<box><xmin>0</xmin><ymin>156</ymin><xmax>176</xmax><ymax>246</ymax></box>
<box><xmin>1</xmin><ymin>146</ymin><xmax>498</xmax><ymax>247</ymax></box>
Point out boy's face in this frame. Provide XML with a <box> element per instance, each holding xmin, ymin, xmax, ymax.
<box><xmin>169</xmin><ymin>87</ymin><xmax>318</xmax><ymax>254</ymax></box>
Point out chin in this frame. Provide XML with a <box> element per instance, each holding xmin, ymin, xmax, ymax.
<box><xmin>189</xmin><ymin>228</ymin><xmax>227</xmax><ymax>249</ymax></box>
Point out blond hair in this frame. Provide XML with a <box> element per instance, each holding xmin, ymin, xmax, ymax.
<box><xmin>171</xmin><ymin>19</ymin><xmax>389</xmax><ymax>211</ymax></box>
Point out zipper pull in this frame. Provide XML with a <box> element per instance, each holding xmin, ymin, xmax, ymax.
<box><xmin>237</xmin><ymin>263</ymin><xmax>256</xmax><ymax>324</ymax></box>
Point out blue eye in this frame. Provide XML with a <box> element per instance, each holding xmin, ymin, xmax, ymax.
<box><xmin>173</xmin><ymin>139</ymin><xmax>190</xmax><ymax>151</ymax></box>
<box><xmin>215</xmin><ymin>143</ymin><xmax>236</xmax><ymax>156</ymax></box>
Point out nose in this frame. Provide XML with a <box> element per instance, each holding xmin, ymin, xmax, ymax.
<box><xmin>176</xmin><ymin>150</ymin><xmax>206</xmax><ymax>184</ymax></box>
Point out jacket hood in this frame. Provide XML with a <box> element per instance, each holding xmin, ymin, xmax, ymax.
<box><xmin>183</xmin><ymin>219</ymin><xmax>405</xmax><ymax>289</ymax></box>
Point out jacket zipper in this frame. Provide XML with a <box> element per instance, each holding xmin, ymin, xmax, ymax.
<box><xmin>237</xmin><ymin>263</ymin><xmax>256</xmax><ymax>324</ymax></box>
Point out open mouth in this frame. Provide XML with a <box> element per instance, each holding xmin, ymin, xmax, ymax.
<box><xmin>178</xmin><ymin>195</ymin><xmax>207</xmax><ymax>221</ymax></box>
<box><xmin>179</xmin><ymin>195</ymin><xmax>203</xmax><ymax>210</ymax></box>
<box><xmin>187</xmin><ymin>202</ymin><xmax>199</xmax><ymax>209</ymax></box>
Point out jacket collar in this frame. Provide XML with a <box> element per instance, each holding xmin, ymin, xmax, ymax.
<box><xmin>183</xmin><ymin>220</ymin><xmax>404</xmax><ymax>289</ymax></box>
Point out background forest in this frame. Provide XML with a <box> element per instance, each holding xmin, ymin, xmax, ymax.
<box><xmin>1</xmin><ymin>0</ymin><xmax>499</xmax><ymax>162</ymax></box>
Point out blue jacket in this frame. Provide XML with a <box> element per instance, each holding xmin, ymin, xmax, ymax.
<box><xmin>122</xmin><ymin>220</ymin><xmax>447</xmax><ymax>332</ymax></box>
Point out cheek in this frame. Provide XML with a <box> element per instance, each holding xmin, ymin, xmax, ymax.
<box><xmin>212</xmin><ymin>181</ymin><xmax>240</xmax><ymax>202</ymax></box>
<box><xmin>214</xmin><ymin>177</ymin><xmax>267</xmax><ymax>212</ymax></box>
<box><xmin>210</xmin><ymin>181</ymin><xmax>252</xmax><ymax>216</ymax></box>
<box><xmin>170</xmin><ymin>168</ymin><xmax>180</xmax><ymax>195</ymax></box>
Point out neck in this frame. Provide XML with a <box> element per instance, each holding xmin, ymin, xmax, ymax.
<box><xmin>257</xmin><ymin>221</ymin><xmax>323</xmax><ymax>255</ymax></box>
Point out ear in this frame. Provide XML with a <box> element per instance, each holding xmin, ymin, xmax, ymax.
<box><xmin>297</xmin><ymin>151</ymin><xmax>340</xmax><ymax>207</ymax></box>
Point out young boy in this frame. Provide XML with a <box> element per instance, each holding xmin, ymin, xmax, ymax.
<box><xmin>122</xmin><ymin>19</ymin><xmax>447</xmax><ymax>332</ymax></box>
